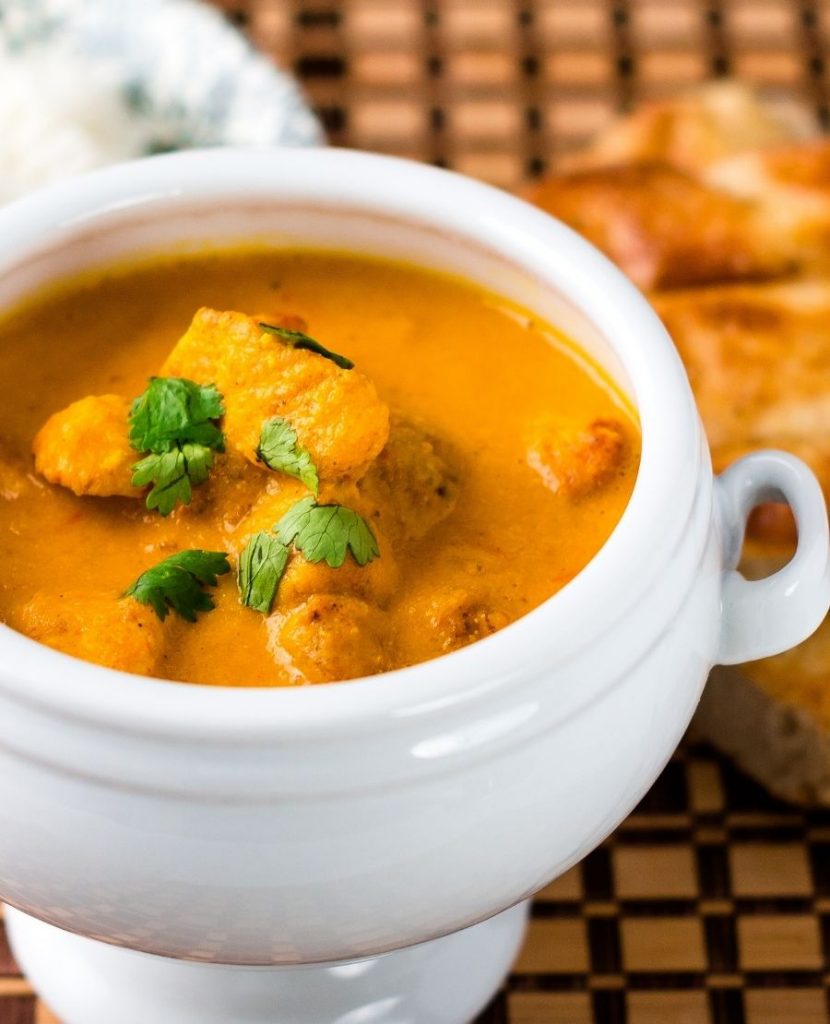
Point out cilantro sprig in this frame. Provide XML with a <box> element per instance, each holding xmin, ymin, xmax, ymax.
<box><xmin>256</xmin><ymin>417</ymin><xmax>319</xmax><ymax>495</ymax></box>
<box><xmin>124</xmin><ymin>550</ymin><xmax>231</xmax><ymax>622</ymax></box>
<box><xmin>129</xmin><ymin>377</ymin><xmax>224</xmax><ymax>451</ymax></box>
<box><xmin>237</xmin><ymin>498</ymin><xmax>379</xmax><ymax>616</ymax></box>
<box><xmin>128</xmin><ymin>377</ymin><xmax>225</xmax><ymax>516</ymax></box>
<box><xmin>276</xmin><ymin>496</ymin><xmax>379</xmax><ymax>569</ymax></box>
<box><xmin>259</xmin><ymin>322</ymin><xmax>354</xmax><ymax>370</ymax></box>
<box><xmin>238</xmin><ymin>532</ymin><xmax>290</xmax><ymax>615</ymax></box>
<box><xmin>132</xmin><ymin>444</ymin><xmax>215</xmax><ymax>516</ymax></box>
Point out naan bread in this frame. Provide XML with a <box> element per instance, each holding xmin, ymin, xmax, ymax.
<box><xmin>706</xmin><ymin>139</ymin><xmax>830</xmax><ymax>264</ymax></box>
<box><xmin>557</xmin><ymin>80</ymin><xmax>817</xmax><ymax>175</ymax></box>
<box><xmin>525</xmin><ymin>163</ymin><xmax>792</xmax><ymax>290</ymax></box>
<box><xmin>690</xmin><ymin>548</ymin><xmax>830</xmax><ymax>805</ymax></box>
<box><xmin>653</xmin><ymin>279</ymin><xmax>830</xmax><ymax>492</ymax></box>
<box><xmin>527</xmin><ymin>83</ymin><xmax>830</xmax><ymax>803</ymax></box>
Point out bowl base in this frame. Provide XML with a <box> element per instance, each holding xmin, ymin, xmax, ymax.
<box><xmin>4</xmin><ymin>901</ymin><xmax>528</xmax><ymax>1024</ymax></box>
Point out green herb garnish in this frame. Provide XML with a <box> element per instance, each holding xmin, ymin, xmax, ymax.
<box><xmin>131</xmin><ymin>443</ymin><xmax>216</xmax><ymax>517</ymax></box>
<box><xmin>275</xmin><ymin>496</ymin><xmax>379</xmax><ymax>569</ymax></box>
<box><xmin>124</xmin><ymin>550</ymin><xmax>231</xmax><ymax>622</ymax></box>
<box><xmin>128</xmin><ymin>377</ymin><xmax>225</xmax><ymax>516</ymax></box>
<box><xmin>128</xmin><ymin>377</ymin><xmax>224</xmax><ymax>452</ymax></box>
<box><xmin>259</xmin><ymin>322</ymin><xmax>354</xmax><ymax>370</ymax></box>
<box><xmin>256</xmin><ymin>417</ymin><xmax>319</xmax><ymax>495</ymax></box>
<box><xmin>238</xmin><ymin>531</ymin><xmax>290</xmax><ymax>615</ymax></box>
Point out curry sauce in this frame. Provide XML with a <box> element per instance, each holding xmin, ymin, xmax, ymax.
<box><xmin>0</xmin><ymin>249</ymin><xmax>640</xmax><ymax>686</ymax></box>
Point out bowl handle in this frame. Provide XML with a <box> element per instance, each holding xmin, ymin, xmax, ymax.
<box><xmin>716</xmin><ymin>450</ymin><xmax>830</xmax><ymax>665</ymax></box>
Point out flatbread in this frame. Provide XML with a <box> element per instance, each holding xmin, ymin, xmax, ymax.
<box><xmin>653</xmin><ymin>279</ymin><xmax>830</xmax><ymax>496</ymax></box>
<box><xmin>557</xmin><ymin>80</ymin><xmax>817</xmax><ymax>175</ymax></box>
<box><xmin>526</xmin><ymin>83</ymin><xmax>830</xmax><ymax>803</ymax></box>
<box><xmin>706</xmin><ymin>139</ymin><xmax>830</xmax><ymax>264</ymax></box>
<box><xmin>525</xmin><ymin>163</ymin><xmax>793</xmax><ymax>290</ymax></box>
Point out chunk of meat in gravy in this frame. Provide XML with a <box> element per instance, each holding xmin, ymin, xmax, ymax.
<box><xmin>399</xmin><ymin>587</ymin><xmax>509</xmax><ymax>661</ymax></box>
<box><xmin>17</xmin><ymin>591</ymin><xmax>164</xmax><ymax>676</ymax></box>
<box><xmin>168</xmin><ymin>449</ymin><xmax>267</xmax><ymax>532</ymax></box>
<box><xmin>222</xmin><ymin>477</ymin><xmax>397</xmax><ymax>682</ymax></box>
<box><xmin>162</xmin><ymin>308</ymin><xmax>390</xmax><ymax>482</ymax></box>
<box><xmin>278</xmin><ymin>536</ymin><xmax>398</xmax><ymax>610</ymax></box>
<box><xmin>229</xmin><ymin>480</ymin><xmax>399</xmax><ymax>610</ymax></box>
<box><xmin>357</xmin><ymin>415</ymin><xmax>459</xmax><ymax>544</ymax></box>
<box><xmin>33</xmin><ymin>395</ymin><xmax>137</xmax><ymax>498</ymax></box>
<box><xmin>528</xmin><ymin>418</ymin><xmax>628</xmax><ymax>499</ymax></box>
<box><xmin>272</xmin><ymin>594</ymin><xmax>389</xmax><ymax>683</ymax></box>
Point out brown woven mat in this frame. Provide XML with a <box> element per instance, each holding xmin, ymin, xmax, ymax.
<box><xmin>3</xmin><ymin>2</ymin><xmax>830</xmax><ymax>1023</ymax></box>
<box><xmin>216</xmin><ymin>0</ymin><xmax>830</xmax><ymax>190</ymax></box>
<box><xmin>3</xmin><ymin>745</ymin><xmax>830</xmax><ymax>1024</ymax></box>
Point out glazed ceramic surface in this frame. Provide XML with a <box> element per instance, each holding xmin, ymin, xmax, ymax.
<box><xmin>0</xmin><ymin>150</ymin><xmax>827</xmax><ymax>973</ymax></box>
<box><xmin>6</xmin><ymin>902</ymin><xmax>531</xmax><ymax>1024</ymax></box>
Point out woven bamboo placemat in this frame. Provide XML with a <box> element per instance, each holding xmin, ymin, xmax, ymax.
<box><xmin>3</xmin><ymin>745</ymin><xmax>830</xmax><ymax>1024</ymax></box>
<box><xmin>3</xmin><ymin>2</ymin><xmax>830</xmax><ymax>1023</ymax></box>
<box><xmin>215</xmin><ymin>0</ymin><xmax>830</xmax><ymax>190</ymax></box>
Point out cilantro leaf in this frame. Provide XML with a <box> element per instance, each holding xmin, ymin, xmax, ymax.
<box><xmin>238</xmin><ymin>531</ymin><xmax>290</xmax><ymax>614</ymax></box>
<box><xmin>259</xmin><ymin>322</ymin><xmax>354</xmax><ymax>370</ymax></box>
<box><xmin>276</xmin><ymin>497</ymin><xmax>380</xmax><ymax>568</ymax></box>
<box><xmin>131</xmin><ymin>443</ymin><xmax>214</xmax><ymax>517</ymax></box>
<box><xmin>256</xmin><ymin>417</ymin><xmax>319</xmax><ymax>495</ymax></box>
<box><xmin>129</xmin><ymin>377</ymin><xmax>225</xmax><ymax>515</ymax></box>
<box><xmin>124</xmin><ymin>550</ymin><xmax>231</xmax><ymax>622</ymax></box>
<box><xmin>129</xmin><ymin>377</ymin><xmax>225</xmax><ymax>454</ymax></box>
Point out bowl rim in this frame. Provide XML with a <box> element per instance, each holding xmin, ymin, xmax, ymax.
<box><xmin>0</xmin><ymin>147</ymin><xmax>700</xmax><ymax>738</ymax></box>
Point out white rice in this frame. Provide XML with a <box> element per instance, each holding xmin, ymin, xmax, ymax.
<box><xmin>0</xmin><ymin>42</ymin><xmax>148</xmax><ymax>204</ymax></box>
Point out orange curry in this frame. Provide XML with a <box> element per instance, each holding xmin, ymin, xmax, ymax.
<box><xmin>0</xmin><ymin>250</ymin><xmax>640</xmax><ymax>686</ymax></box>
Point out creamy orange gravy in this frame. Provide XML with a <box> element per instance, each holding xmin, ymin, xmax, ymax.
<box><xmin>0</xmin><ymin>249</ymin><xmax>640</xmax><ymax>685</ymax></box>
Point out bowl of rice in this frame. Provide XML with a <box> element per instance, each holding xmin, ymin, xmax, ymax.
<box><xmin>0</xmin><ymin>0</ymin><xmax>323</xmax><ymax>204</ymax></box>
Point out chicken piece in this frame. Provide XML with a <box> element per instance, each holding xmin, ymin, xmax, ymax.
<box><xmin>160</xmin><ymin>309</ymin><xmax>306</xmax><ymax>384</ymax></box>
<box><xmin>17</xmin><ymin>591</ymin><xmax>164</xmax><ymax>676</ymax></box>
<box><xmin>230</xmin><ymin>480</ymin><xmax>399</xmax><ymax>608</ymax></box>
<box><xmin>162</xmin><ymin>308</ymin><xmax>390</xmax><ymax>482</ymax></box>
<box><xmin>526</xmin><ymin>164</ymin><xmax>793</xmax><ymax>291</ymax></box>
<box><xmin>277</xmin><ymin>537</ymin><xmax>398</xmax><ymax>610</ymax></box>
<box><xmin>228</xmin><ymin>477</ymin><xmax>310</xmax><ymax>543</ymax></box>
<box><xmin>272</xmin><ymin>594</ymin><xmax>389</xmax><ymax>683</ymax></box>
<box><xmin>357</xmin><ymin>415</ymin><xmax>459</xmax><ymax>545</ymax></box>
<box><xmin>394</xmin><ymin>538</ymin><xmax>517</xmax><ymax>665</ymax></box>
<box><xmin>421</xmin><ymin>589</ymin><xmax>508</xmax><ymax>654</ymax></box>
<box><xmin>396</xmin><ymin>586</ymin><xmax>510</xmax><ymax>665</ymax></box>
<box><xmin>169</xmin><ymin>449</ymin><xmax>266</xmax><ymax>532</ymax></box>
<box><xmin>528</xmin><ymin>417</ymin><xmax>628</xmax><ymax>499</ymax></box>
<box><xmin>557</xmin><ymin>81</ymin><xmax>815</xmax><ymax>176</ymax></box>
<box><xmin>232</xmin><ymin>480</ymin><xmax>398</xmax><ymax>681</ymax></box>
<box><xmin>33</xmin><ymin>394</ymin><xmax>137</xmax><ymax>498</ymax></box>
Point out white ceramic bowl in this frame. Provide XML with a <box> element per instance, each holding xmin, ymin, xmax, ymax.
<box><xmin>0</xmin><ymin>149</ymin><xmax>827</xmax><ymax>1024</ymax></box>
